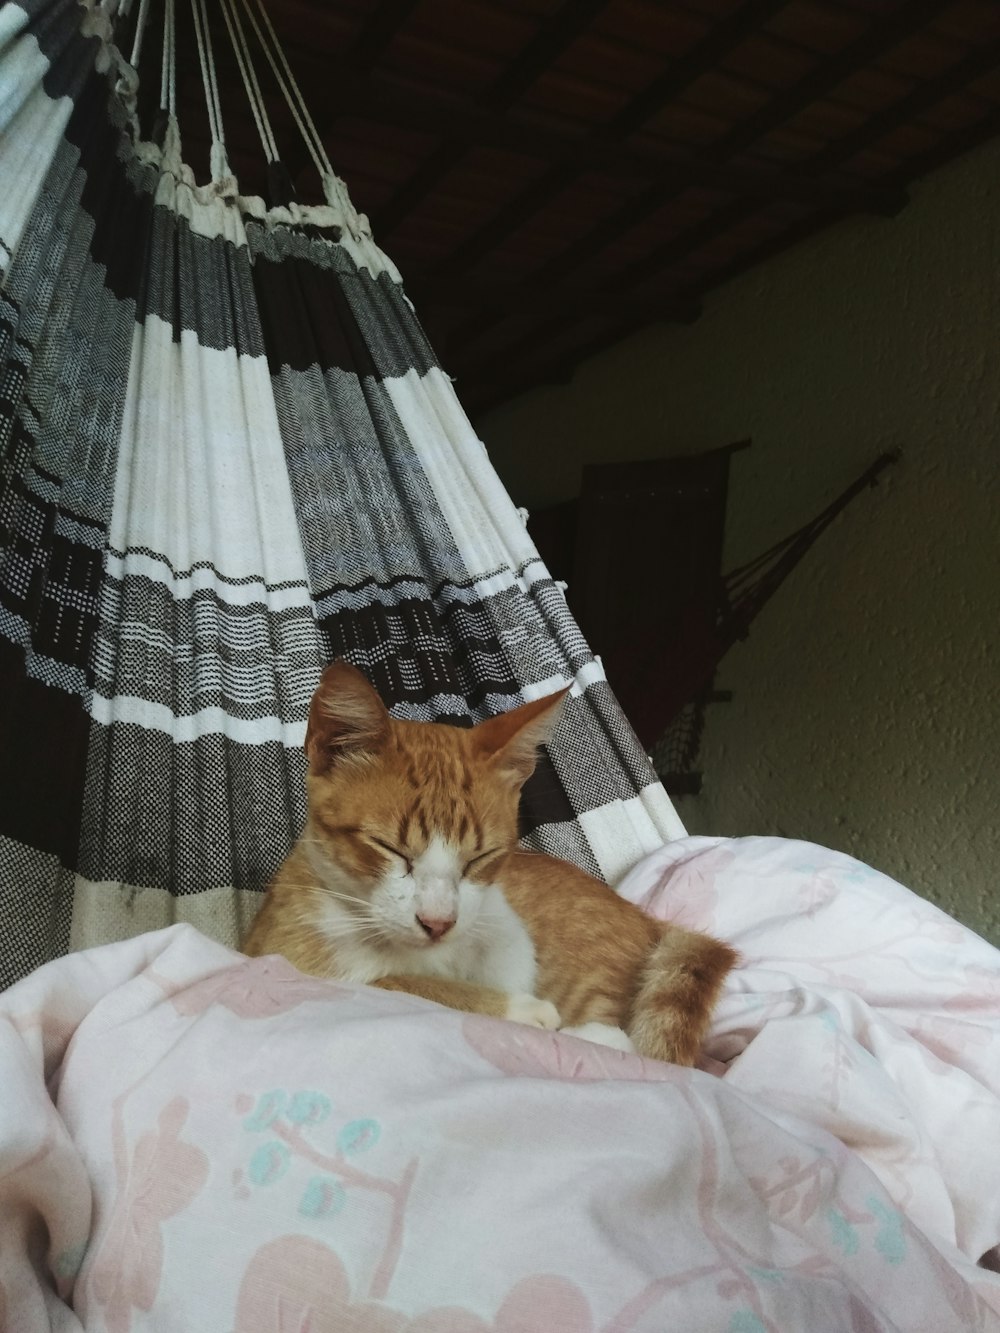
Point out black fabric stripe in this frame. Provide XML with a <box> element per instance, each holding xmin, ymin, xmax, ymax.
<box><xmin>320</xmin><ymin>634</ymin><xmax>516</xmax><ymax>718</ymax></box>
<box><xmin>104</xmin><ymin>547</ymin><xmax>312</xmax><ymax>591</ymax></box>
<box><xmin>0</xmin><ymin>638</ymin><xmax>88</xmax><ymax>864</ymax></box>
<box><xmin>252</xmin><ymin>244</ymin><xmax>377</xmax><ymax>380</ymax></box>
<box><xmin>321</xmin><ymin>597</ymin><xmax>507</xmax><ymax>662</ymax></box>
<box><xmin>249</xmin><ymin>225</ymin><xmax>438</xmax><ymax>378</ymax></box>
<box><xmin>521</xmin><ymin>750</ymin><xmax>577</xmax><ymax>833</ymax></box>
<box><xmin>0</xmin><ymin>471</ymin><xmax>104</xmax><ymax>670</ymax></box>
<box><xmin>29</xmin><ymin>0</ymin><xmax>100</xmax><ymax>100</ymax></box>
<box><xmin>62</xmin><ymin>78</ymin><xmax>268</xmax><ymax>358</ymax></box>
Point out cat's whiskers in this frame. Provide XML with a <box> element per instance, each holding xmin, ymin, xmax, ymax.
<box><xmin>319</xmin><ymin>888</ymin><xmax>378</xmax><ymax>911</ymax></box>
<box><xmin>318</xmin><ymin>909</ymin><xmax>385</xmax><ymax>934</ymax></box>
<box><xmin>301</xmin><ymin>913</ymin><xmax>384</xmax><ymax>943</ymax></box>
<box><xmin>279</xmin><ymin>880</ymin><xmax>375</xmax><ymax>912</ymax></box>
<box><xmin>302</xmin><ymin>916</ymin><xmax>389</xmax><ymax>946</ymax></box>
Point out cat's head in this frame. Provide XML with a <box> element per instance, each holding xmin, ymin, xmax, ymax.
<box><xmin>301</xmin><ymin>660</ymin><xmax>568</xmax><ymax>951</ymax></box>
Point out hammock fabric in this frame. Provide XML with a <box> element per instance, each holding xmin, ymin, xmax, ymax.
<box><xmin>0</xmin><ymin>0</ymin><xmax>684</xmax><ymax>988</ymax></box>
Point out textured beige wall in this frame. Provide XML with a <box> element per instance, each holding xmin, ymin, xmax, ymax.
<box><xmin>480</xmin><ymin>138</ymin><xmax>1000</xmax><ymax>945</ymax></box>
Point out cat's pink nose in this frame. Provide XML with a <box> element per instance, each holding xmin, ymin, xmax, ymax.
<box><xmin>416</xmin><ymin>914</ymin><xmax>455</xmax><ymax>941</ymax></box>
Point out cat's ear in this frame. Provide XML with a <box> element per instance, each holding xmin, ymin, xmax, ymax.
<box><xmin>475</xmin><ymin>687</ymin><xmax>570</xmax><ymax>786</ymax></box>
<box><xmin>306</xmin><ymin>660</ymin><xmax>390</xmax><ymax>773</ymax></box>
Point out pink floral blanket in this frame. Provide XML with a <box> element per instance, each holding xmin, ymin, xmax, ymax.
<box><xmin>2</xmin><ymin>836</ymin><xmax>1000</xmax><ymax>1332</ymax></box>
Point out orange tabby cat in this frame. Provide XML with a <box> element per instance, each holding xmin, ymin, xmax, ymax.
<box><xmin>243</xmin><ymin>660</ymin><xmax>737</xmax><ymax>1064</ymax></box>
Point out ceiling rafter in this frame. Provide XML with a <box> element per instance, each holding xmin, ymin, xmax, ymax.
<box><xmin>160</xmin><ymin>1</ymin><xmax>1000</xmax><ymax>414</ymax></box>
<box><xmin>524</xmin><ymin>0</ymin><xmax>952</xmax><ymax>292</ymax></box>
<box><xmin>459</xmin><ymin>100</ymin><xmax>1000</xmax><ymax>415</ymax></box>
<box><xmin>346</xmin><ymin>0</ymin><xmax>421</xmax><ymax>69</ymax></box>
<box><xmin>602</xmin><ymin>0</ymin><xmax>789</xmax><ymax>140</ymax></box>
<box><xmin>691</xmin><ymin>98</ymin><xmax>1000</xmax><ymax>311</ymax></box>
<box><xmin>373</xmin><ymin>0</ymin><xmax>793</xmax><ymax>241</ymax></box>
<box><xmin>406</xmin><ymin>271</ymin><xmax>701</xmax><ymax>326</ymax></box>
<box><xmin>806</xmin><ymin>33</ymin><xmax>1000</xmax><ymax>176</ymax></box>
<box><xmin>480</xmin><ymin>0</ymin><xmax>609</xmax><ymax>111</ymax></box>
<box><xmin>706</xmin><ymin>0</ymin><xmax>953</xmax><ymax>166</ymax></box>
<box><xmin>615</xmin><ymin>30</ymin><xmax>1000</xmax><ymax>295</ymax></box>
<box><xmin>285</xmin><ymin>46</ymin><xmax>904</xmax><ymax>216</ymax></box>
<box><xmin>443</xmin><ymin>0</ymin><xmax>956</xmax><ymax>375</ymax></box>
<box><xmin>373</xmin><ymin>0</ymin><xmax>609</xmax><ymax>237</ymax></box>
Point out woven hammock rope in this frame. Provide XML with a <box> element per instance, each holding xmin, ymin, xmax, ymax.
<box><xmin>0</xmin><ymin>0</ymin><xmax>685</xmax><ymax>989</ymax></box>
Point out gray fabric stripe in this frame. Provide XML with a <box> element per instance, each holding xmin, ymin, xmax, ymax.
<box><xmin>274</xmin><ymin>368</ymin><xmax>470</xmax><ymax>592</ymax></box>
<box><xmin>78</xmin><ymin>724</ymin><xmax>308</xmax><ymax>895</ymax></box>
<box><xmin>0</xmin><ymin>837</ymin><xmax>74</xmax><ymax>988</ymax></box>
<box><xmin>521</xmin><ymin>820</ymin><xmax>603</xmax><ymax>880</ymax></box>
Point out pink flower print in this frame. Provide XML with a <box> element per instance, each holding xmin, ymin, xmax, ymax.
<box><xmin>909</xmin><ymin>1013</ymin><xmax>996</xmax><ymax>1082</ymax></box>
<box><xmin>941</xmin><ymin>967</ymin><xmax>1000</xmax><ymax>1013</ymax></box>
<box><xmin>89</xmin><ymin>1097</ymin><xmax>209</xmax><ymax>1333</ymax></box>
<box><xmin>494</xmin><ymin>1275</ymin><xmax>594</xmax><ymax>1332</ymax></box>
<box><xmin>407</xmin><ymin>1312</ymin><xmax>491</xmax><ymax>1333</ymax></box>
<box><xmin>165</xmin><ymin>956</ymin><xmax>349</xmax><ymax>1018</ymax></box>
<box><xmin>233</xmin><ymin>1236</ymin><xmax>406</xmax><ymax>1333</ymax></box>
<box><xmin>233</xmin><ymin>1237</ymin><xmax>600</xmax><ymax>1333</ymax></box>
<box><xmin>640</xmin><ymin>846</ymin><xmax>736</xmax><ymax>932</ymax></box>
<box><xmin>798</xmin><ymin>874</ymin><xmax>839</xmax><ymax>917</ymax></box>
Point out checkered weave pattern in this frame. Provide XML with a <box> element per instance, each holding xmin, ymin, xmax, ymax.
<box><xmin>0</xmin><ymin>0</ymin><xmax>683</xmax><ymax>986</ymax></box>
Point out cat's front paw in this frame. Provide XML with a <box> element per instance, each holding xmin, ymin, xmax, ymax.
<box><xmin>560</xmin><ymin>1022</ymin><xmax>637</xmax><ymax>1053</ymax></box>
<box><xmin>506</xmin><ymin>993</ymin><xmax>561</xmax><ymax>1029</ymax></box>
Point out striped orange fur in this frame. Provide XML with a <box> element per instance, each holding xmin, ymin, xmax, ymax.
<box><xmin>243</xmin><ymin>661</ymin><xmax>737</xmax><ymax>1065</ymax></box>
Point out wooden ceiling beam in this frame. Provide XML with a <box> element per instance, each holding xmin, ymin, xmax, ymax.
<box><xmin>406</xmin><ymin>272</ymin><xmax>701</xmax><ymax>325</ymax></box>
<box><xmin>615</xmin><ymin>32</ymin><xmax>1000</xmax><ymax>294</ymax></box>
<box><xmin>374</xmin><ymin>0</ymin><xmax>608</xmax><ymax>236</ymax></box>
<box><xmin>445</xmin><ymin>0</ymin><xmax>951</xmax><ymax>364</ymax></box>
<box><xmin>346</xmin><ymin>0</ymin><xmax>422</xmax><ymax>68</ymax></box>
<box><xmin>806</xmin><ymin>36</ymin><xmax>1000</xmax><ymax>176</ymax></box>
<box><xmin>536</xmin><ymin>0</ymin><xmax>948</xmax><ymax>291</ymax></box>
<box><xmin>709</xmin><ymin>0</ymin><xmax>952</xmax><ymax>165</ymax></box>
<box><xmin>886</xmin><ymin>103</ymin><xmax>1000</xmax><ymax>190</ymax></box>
<box><xmin>290</xmin><ymin>53</ymin><xmax>903</xmax><ymax>215</ymax></box>
<box><xmin>685</xmin><ymin>100</ymin><xmax>1000</xmax><ymax>307</ymax></box>
<box><xmin>461</xmin><ymin>96</ymin><xmax>1000</xmax><ymax>419</ymax></box>
<box><xmin>442</xmin><ymin>155</ymin><xmax>901</xmax><ymax>292</ymax></box>
<box><xmin>437</xmin><ymin>166</ymin><xmax>577</xmax><ymax>275</ymax></box>
<box><xmin>479</xmin><ymin>0</ymin><xmax>610</xmax><ymax>111</ymax></box>
<box><xmin>375</xmin><ymin>0</ymin><xmax>790</xmax><ymax>237</ymax></box>
<box><xmin>604</xmin><ymin>0</ymin><xmax>788</xmax><ymax>140</ymax></box>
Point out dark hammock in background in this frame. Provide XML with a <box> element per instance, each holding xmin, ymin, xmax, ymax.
<box><xmin>0</xmin><ymin>0</ymin><xmax>685</xmax><ymax>988</ymax></box>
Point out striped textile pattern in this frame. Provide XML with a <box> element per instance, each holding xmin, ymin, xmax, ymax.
<box><xmin>0</xmin><ymin>0</ymin><xmax>683</xmax><ymax>988</ymax></box>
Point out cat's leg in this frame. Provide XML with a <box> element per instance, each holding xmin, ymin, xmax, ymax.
<box><xmin>372</xmin><ymin>975</ymin><xmax>560</xmax><ymax>1029</ymax></box>
<box><xmin>506</xmin><ymin>993</ymin><xmax>563</xmax><ymax>1028</ymax></box>
<box><xmin>560</xmin><ymin>1022</ymin><xmax>637</xmax><ymax>1053</ymax></box>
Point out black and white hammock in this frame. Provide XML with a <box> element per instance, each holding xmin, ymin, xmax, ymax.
<box><xmin>0</xmin><ymin>0</ymin><xmax>684</xmax><ymax>988</ymax></box>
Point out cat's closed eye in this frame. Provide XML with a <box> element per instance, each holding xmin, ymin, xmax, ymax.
<box><xmin>464</xmin><ymin>849</ymin><xmax>502</xmax><ymax>876</ymax></box>
<box><xmin>368</xmin><ymin>838</ymin><xmax>413</xmax><ymax>873</ymax></box>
